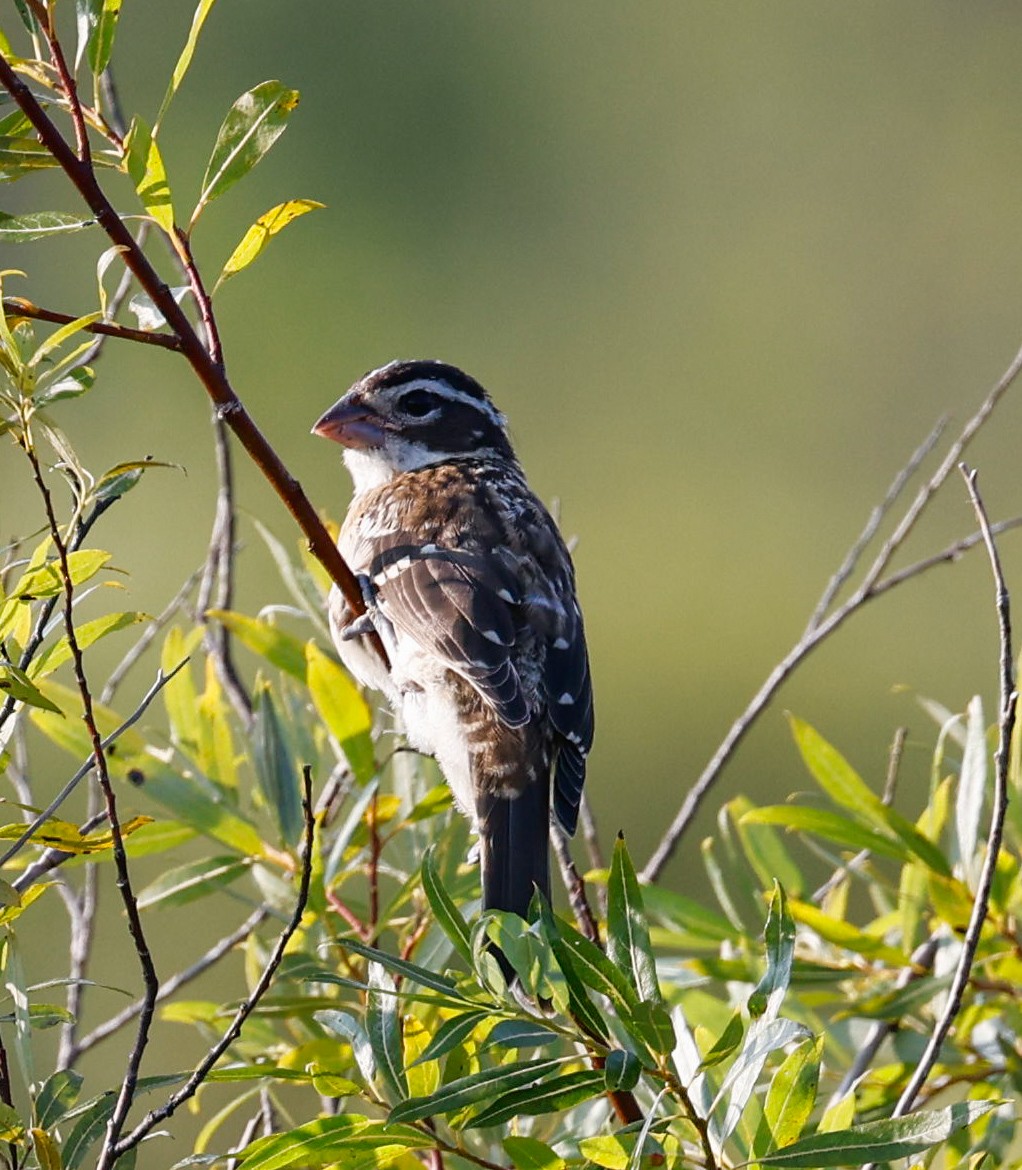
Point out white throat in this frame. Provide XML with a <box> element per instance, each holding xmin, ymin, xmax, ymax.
<box><xmin>343</xmin><ymin>440</ymin><xmax>467</xmax><ymax>496</ymax></box>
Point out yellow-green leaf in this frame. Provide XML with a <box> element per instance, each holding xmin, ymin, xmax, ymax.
<box><xmin>216</xmin><ymin>199</ymin><xmax>324</xmax><ymax>288</ymax></box>
<box><xmin>208</xmin><ymin>610</ymin><xmax>306</xmax><ymax>679</ymax></box>
<box><xmin>305</xmin><ymin>641</ymin><xmax>375</xmax><ymax>783</ymax></box>
<box><xmin>124</xmin><ymin>115</ymin><xmax>175</xmax><ymax>233</ymax></box>
<box><xmin>154</xmin><ymin>0</ymin><xmax>220</xmax><ymax>132</ymax></box>
<box><xmin>9</xmin><ymin>550</ymin><xmax>110</xmax><ymax>600</ymax></box>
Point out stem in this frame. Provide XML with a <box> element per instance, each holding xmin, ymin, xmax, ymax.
<box><xmin>21</xmin><ymin>440</ymin><xmax>159</xmax><ymax>1170</ymax></box>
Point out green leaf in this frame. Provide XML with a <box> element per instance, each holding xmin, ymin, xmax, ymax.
<box><xmin>578</xmin><ymin>1136</ymin><xmax>630</xmax><ymax>1170</ymax></box>
<box><xmin>154</xmin><ymin>0</ymin><xmax>220</xmax><ymax>132</ymax></box>
<box><xmin>136</xmin><ymin>855</ymin><xmax>249</xmax><ymax>910</ymax></box>
<box><xmin>0</xmin><ymin>136</ymin><xmax>62</xmax><ymax>180</ymax></box>
<box><xmin>35</xmin><ymin>1068</ymin><xmax>84</xmax><ymax>1128</ymax></box>
<box><xmin>421</xmin><ymin>844</ymin><xmax>473</xmax><ymax>967</ymax></box>
<box><xmin>0</xmin><ymin>664</ymin><xmax>63</xmax><ymax>713</ymax></box>
<box><xmin>607</xmin><ymin>834</ymin><xmax>660</xmax><ymax>1003</ymax></box>
<box><xmin>9</xmin><ymin>550</ymin><xmax>110</xmax><ymax>600</ymax></box>
<box><xmin>537</xmin><ymin>898</ymin><xmax>609</xmax><ymax>1043</ymax></box>
<box><xmin>481</xmin><ymin>1019</ymin><xmax>561</xmax><ymax>1051</ymax></box>
<box><xmin>740</xmin><ymin>806</ymin><xmax>911</xmax><ymax>863</ymax></box>
<box><xmin>208</xmin><ymin>610</ymin><xmax>306</xmax><ymax>679</ymax></box>
<box><xmin>603</xmin><ymin>1048</ymin><xmax>641</xmax><ymax>1091</ymax></box>
<box><xmin>504</xmin><ymin>1136</ymin><xmax>566</xmax><ymax>1170</ymax></box>
<box><xmin>314</xmin><ymin>1010</ymin><xmax>376</xmax><ymax>1086</ymax></box>
<box><xmin>761</xmin><ymin>1035</ymin><xmax>822</xmax><ymax>1151</ymax></box>
<box><xmin>93</xmin><ymin>458</ymin><xmax>179</xmax><ymax>503</ymax></box>
<box><xmin>698</xmin><ymin>1010</ymin><xmax>744</xmax><ymax>1070</ymax></box>
<box><xmin>748</xmin><ymin>881</ymin><xmax>795</xmax><ymax>1019</ymax></box>
<box><xmin>238</xmin><ymin>1114</ymin><xmax>433</xmax><ymax>1170</ymax></box>
<box><xmin>305</xmin><ymin>641</ymin><xmax>375</xmax><ymax>783</ymax></box>
<box><xmin>251</xmin><ymin>682</ymin><xmax>303</xmax><ymax>846</ymax></box>
<box><xmin>387</xmin><ymin>1057</ymin><xmax>564</xmax><ymax>1125</ymax></box>
<box><xmin>333</xmin><ymin>937</ymin><xmax>473</xmax><ymax>1002</ymax></box>
<box><xmin>0</xmin><ymin>212</ymin><xmax>95</xmax><ymax>242</ymax></box>
<box><xmin>85</xmin><ymin>0</ymin><xmax>122</xmax><ymax>73</ymax></box>
<box><xmin>366</xmin><ymin>962</ymin><xmax>407</xmax><ymax>1102</ymax></box>
<box><xmin>410</xmin><ymin>1011</ymin><xmax>489</xmax><ymax>1067</ymax></box>
<box><xmin>956</xmin><ymin>694</ymin><xmax>986</xmax><ymax>888</ymax></box>
<box><xmin>788</xmin><ymin>715</ymin><xmax>951</xmax><ymax>875</ymax></box>
<box><xmin>216</xmin><ymin>198</ymin><xmax>324</xmax><ymax>288</ymax></box>
<box><xmin>192</xmin><ymin>81</ymin><xmax>301</xmax><ymax>226</ymax></box>
<box><xmin>756</xmin><ymin>1099</ymin><xmax>1001</xmax><ymax>1167</ymax></box>
<box><xmin>467</xmin><ymin>1069</ymin><xmax>605</xmax><ymax>1129</ymax></box>
<box><xmin>29</xmin><ymin>611</ymin><xmax>146</xmax><ymax>679</ymax></box>
<box><xmin>124</xmin><ymin>115</ymin><xmax>175</xmax><ymax>232</ymax></box>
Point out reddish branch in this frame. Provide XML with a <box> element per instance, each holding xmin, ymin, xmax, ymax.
<box><xmin>0</xmin><ymin>50</ymin><xmax>384</xmax><ymax>663</ymax></box>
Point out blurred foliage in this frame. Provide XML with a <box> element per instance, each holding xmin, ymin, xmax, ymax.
<box><xmin>1</xmin><ymin>3</ymin><xmax>1022</xmax><ymax>1168</ymax></box>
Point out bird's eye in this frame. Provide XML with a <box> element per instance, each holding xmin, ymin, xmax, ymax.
<box><xmin>399</xmin><ymin>389</ymin><xmax>441</xmax><ymax>418</ymax></box>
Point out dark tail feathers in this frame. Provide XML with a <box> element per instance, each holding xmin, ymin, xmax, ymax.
<box><xmin>477</xmin><ymin>773</ymin><xmax>550</xmax><ymax>921</ymax></box>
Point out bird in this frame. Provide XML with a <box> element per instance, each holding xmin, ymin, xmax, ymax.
<box><xmin>312</xmin><ymin>359</ymin><xmax>593</xmax><ymax>926</ymax></box>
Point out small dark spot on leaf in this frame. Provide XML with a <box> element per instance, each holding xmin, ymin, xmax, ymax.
<box><xmin>127</xmin><ymin>768</ymin><xmax>145</xmax><ymax>786</ymax></box>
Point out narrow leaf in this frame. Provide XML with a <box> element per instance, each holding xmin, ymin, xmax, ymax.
<box><xmin>86</xmin><ymin>0</ymin><xmax>122</xmax><ymax>74</ymax></box>
<box><xmin>216</xmin><ymin>199</ymin><xmax>324</xmax><ymax>288</ymax></box>
<box><xmin>238</xmin><ymin>1114</ymin><xmax>432</xmax><ymax>1170</ymax></box>
<box><xmin>748</xmin><ymin>881</ymin><xmax>795</xmax><ymax>1020</ymax></box>
<box><xmin>421</xmin><ymin>844</ymin><xmax>473</xmax><ymax>966</ymax></box>
<box><xmin>467</xmin><ymin>1069</ymin><xmax>604</xmax><ymax>1129</ymax></box>
<box><xmin>956</xmin><ymin>694</ymin><xmax>986</xmax><ymax>888</ymax></box>
<box><xmin>387</xmin><ymin>1057</ymin><xmax>563</xmax><ymax>1125</ymax></box>
<box><xmin>155</xmin><ymin>0</ymin><xmax>220</xmax><ymax>132</ymax></box>
<box><xmin>305</xmin><ymin>641</ymin><xmax>375</xmax><ymax>782</ymax></box>
<box><xmin>410</xmin><ymin>1011</ymin><xmax>489</xmax><ymax>1067</ymax></box>
<box><xmin>757</xmin><ymin>1099</ymin><xmax>1001</xmax><ymax>1167</ymax></box>
<box><xmin>607</xmin><ymin>834</ymin><xmax>660</xmax><ymax>1002</ymax></box>
<box><xmin>124</xmin><ymin>116</ymin><xmax>175</xmax><ymax>232</ymax></box>
<box><xmin>193</xmin><ymin>81</ymin><xmax>301</xmax><ymax>225</ymax></box>
<box><xmin>0</xmin><ymin>212</ymin><xmax>94</xmax><ymax>242</ymax></box>
<box><xmin>251</xmin><ymin>682</ymin><xmax>303</xmax><ymax>845</ymax></box>
<box><xmin>366</xmin><ymin>963</ymin><xmax>407</xmax><ymax>1101</ymax></box>
<box><xmin>761</xmin><ymin>1035</ymin><xmax>822</xmax><ymax>1150</ymax></box>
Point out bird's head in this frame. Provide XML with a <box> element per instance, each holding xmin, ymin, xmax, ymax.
<box><xmin>313</xmin><ymin>360</ymin><xmax>516</xmax><ymax>492</ymax></box>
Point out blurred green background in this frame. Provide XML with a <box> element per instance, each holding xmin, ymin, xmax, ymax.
<box><xmin>7</xmin><ymin>1</ymin><xmax>1022</xmax><ymax>886</ymax></box>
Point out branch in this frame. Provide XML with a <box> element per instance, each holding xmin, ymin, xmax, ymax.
<box><xmin>642</xmin><ymin>339</ymin><xmax>1022</xmax><ymax>882</ymax></box>
<box><xmin>110</xmin><ymin>769</ymin><xmax>315</xmax><ymax>1160</ymax></box>
<box><xmin>21</xmin><ymin>439</ymin><xmax>159</xmax><ymax>1170</ymax></box>
<box><xmin>889</xmin><ymin>465</ymin><xmax>1016</xmax><ymax>1118</ymax></box>
<box><xmin>71</xmin><ymin>906</ymin><xmax>270</xmax><ymax>1062</ymax></box>
<box><xmin>0</xmin><ymin>51</ymin><xmax>384</xmax><ymax>664</ymax></box>
<box><xmin>4</xmin><ymin>660</ymin><xmax>189</xmax><ymax>878</ymax></box>
<box><xmin>2</xmin><ymin>296</ymin><xmax>180</xmax><ymax>351</ymax></box>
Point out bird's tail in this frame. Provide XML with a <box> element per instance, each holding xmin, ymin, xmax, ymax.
<box><xmin>477</xmin><ymin>773</ymin><xmax>551</xmax><ymax>922</ymax></box>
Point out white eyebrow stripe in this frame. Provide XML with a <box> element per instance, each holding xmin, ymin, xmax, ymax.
<box><xmin>396</xmin><ymin>377</ymin><xmax>506</xmax><ymax>429</ymax></box>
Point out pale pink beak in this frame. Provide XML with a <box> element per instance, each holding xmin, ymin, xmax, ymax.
<box><xmin>312</xmin><ymin>396</ymin><xmax>386</xmax><ymax>449</ymax></box>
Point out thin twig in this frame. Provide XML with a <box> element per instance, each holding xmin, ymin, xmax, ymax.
<box><xmin>642</xmin><ymin>340</ymin><xmax>1022</xmax><ymax>882</ymax></box>
<box><xmin>811</xmin><ymin>725</ymin><xmax>907</xmax><ymax>904</ymax></box>
<box><xmin>889</xmin><ymin>466</ymin><xmax>1016</xmax><ymax>1118</ymax></box>
<box><xmin>552</xmin><ymin>826</ymin><xmax>601</xmax><ymax>945</ymax></box>
<box><xmin>2</xmin><ymin>297</ymin><xmax>180</xmax><ymax>351</ymax></box>
<box><xmin>110</xmin><ymin>769</ymin><xmax>315</xmax><ymax>1159</ymax></box>
<box><xmin>56</xmin><ymin>786</ymin><xmax>100</xmax><ymax>1069</ymax></box>
<box><xmin>71</xmin><ymin>906</ymin><xmax>270</xmax><ymax>1062</ymax></box>
<box><xmin>21</xmin><ymin>440</ymin><xmax>159</xmax><ymax>1170</ymax></box>
<box><xmin>4</xmin><ymin>660</ymin><xmax>189</xmax><ymax>876</ymax></box>
<box><xmin>806</xmin><ymin>416</ymin><xmax>948</xmax><ymax>633</ymax></box>
<box><xmin>24</xmin><ymin>0</ymin><xmax>90</xmax><ymax>163</ymax></box>
<box><xmin>100</xmin><ymin>566</ymin><xmax>204</xmax><ymax>704</ymax></box>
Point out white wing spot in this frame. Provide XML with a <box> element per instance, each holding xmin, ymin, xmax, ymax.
<box><xmin>553</xmin><ymin>636</ymin><xmax>570</xmax><ymax>650</ymax></box>
<box><xmin>497</xmin><ymin>588</ymin><xmax>516</xmax><ymax>603</ymax></box>
<box><xmin>558</xmin><ymin>692</ymin><xmax>574</xmax><ymax>705</ymax></box>
<box><xmin>482</xmin><ymin>629</ymin><xmax>505</xmax><ymax>645</ymax></box>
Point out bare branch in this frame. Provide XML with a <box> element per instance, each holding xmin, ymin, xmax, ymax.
<box><xmin>642</xmin><ymin>340</ymin><xmax>1022</xmax><ymax>883</ymax></box>
<box><xmin>2</xmin><ymin>297</ymin><xmax>180</xmax><ymax>351</ymax></box>
<box><xmin>72</xmin><ymin>906</ymin><xmax>269</xmax><ymax>1062</ymax></box>
<box><xmin>110</xmin><ymin>769</ymin><xmax>316</xmax><ymax>1160</ymax></box>
<box><xmin>890</xmin><ymin>465</ymin><xmax>1016</xmax><ymax>1119</ymax></box>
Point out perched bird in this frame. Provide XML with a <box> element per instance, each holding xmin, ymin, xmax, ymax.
<box><xmin>312</xmin><ymin>360</ymin><xmax>593</xmax><ymax>921</ymax></box>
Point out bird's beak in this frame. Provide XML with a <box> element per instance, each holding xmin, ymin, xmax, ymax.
<box><xmin>312</xmin><ymin>395</ymin><xmax>386</xmax><ymax>449</ymax></box>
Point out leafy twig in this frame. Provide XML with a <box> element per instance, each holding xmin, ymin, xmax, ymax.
<box><xmin>1</xmin><ymin>296</ymin><xmax>179</xmax><ymax>351</ymax></box>
<box><xmin>889</xmin><ymin>466</ymin><xmax>1017</xmax><ymax>1118</ymax></box>
<box><xmin>642</xmin><ymin>340</ymin><xmax>1022</xmax><ymax>882</ymax></box>
<box><xmin>3</xmin><ymin>660</ymin><xmax>189</xmax><ymax>876</ymax></box>
<box><xmin>109</xmin><ymin>767</ymin><xmax>316</xmax><ymax>1160</ymax></box>
<box><xmin>0</xmin><ymin>51</ymin><xmax>382</xmax><ymax>664</ymax></box>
